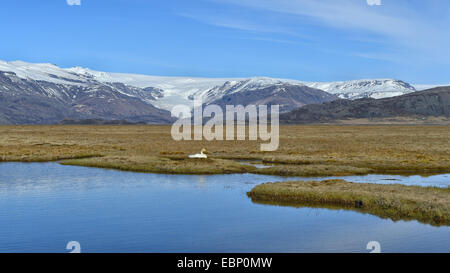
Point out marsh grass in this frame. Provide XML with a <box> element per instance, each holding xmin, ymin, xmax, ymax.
<box><xmin>0</xmin><ymin>125</ymin><xmax>449</xmax><ymax>176</ymax></box>
<box><xmin>247</xmin><ymin>180</ymin><xmax>450</xmax><ymax>226</ymax></box>
<box><xmin>61</xmin><ymin>155</ymin><xmax>256</xmax><ymax>175</ymax></box>
<box><xmin>252</xmin><ymin>164</ymin><xmax>371</xmax><ymax>176</ymax></box>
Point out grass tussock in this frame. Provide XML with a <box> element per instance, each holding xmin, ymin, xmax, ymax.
<box><xmin>61</xmin><ymin>155</ymin><xmax>256</xmax><ymax>175</ymax></box>
<box><xmin>252</xmin><ymin>164</ymin><xmax>371</xmax><ymax>177</ymax></box>
<box><xmin>247</xmin><ymin>180</ymin><xmax>450</xmax><ymax>226</ymax></box>
<box><xmin>0</xmin><ymin>125</ymin><xmax>449</xmax><ymax>176</ymax></box>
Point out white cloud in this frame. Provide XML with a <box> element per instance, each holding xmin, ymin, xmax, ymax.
<box><xmin>367</xmin><ymin>0</ymin><xmax>382</xmax><ymax>6</ymax></box>
<box><xmin>204</xmin><ymin>0</ymin><xmax>450</xmax><ymax>63</ymax></box>
<box><xmin>218</xmin><ymin>0</ymin><xmax>413</xmax><ymax>38</ymax></box>
<box><xmin>67</xmin><ymin>0</ymin><xmax>81</xmax><ymax>6</ymax></box>
<box><xmin>177</xmin><ymin>12</ymin><xmax>308</xmax><ymax>39</ymax></box>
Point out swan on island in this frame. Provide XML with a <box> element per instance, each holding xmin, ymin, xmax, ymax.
<box><xmin>189</xmin><ymin>148</ymin><xmax>208</xmax><ymax>159</ymax></box>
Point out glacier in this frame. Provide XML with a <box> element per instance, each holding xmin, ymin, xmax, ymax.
<box><xmin>0</xmin><ymin>60</ymin><xmax>421</xmax><ymax>111</ymax></box>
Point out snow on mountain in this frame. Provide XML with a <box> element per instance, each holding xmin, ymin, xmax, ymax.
<box><xmin>201</xmin><ymin>78</ymin><xmax>418</xmax><ymax>104</ymax></box>
<box><xmin>201</xmin><ymin>78</ymin><xmax>338</xmax><ymax>113</ymax></box>
<box><xmin>0</xmin><ymin>70</ymin><xmax>173</xmax><ymax>124</ymax></box>
<box><xmin>197</xmin><ymin>77</ymin><xmax>305</xmax><ymax>104</ymax></box>
<box><xmin>304</xmin><ymin>79</ymin><xmax>416</xmax><ymax>99</ymax></box>
<box><xmin>413</xmin><ymin>84</ymin><xmax>450</xmax><ymax>91</ymax></box>
<box><xmin>91</xmin><ymin>73</ymin><xmax>235</xmax><ymax>110</ymax></box>
<box><xmin>0</xmin><ymin>60</ymin><xmax>423</xmax><ymax>111</ymax></box>
<box><xmin>281</xmin><ymin>86</ymin><xmax>450</xmax><ymax>123</ymax></box>
<box><xmin>0</xmin><ymin>60</ymin><xmax>94</xmax><ymax>85</ymax></box>
<box><xmin>0</xmin><ymin>60</ymin><xmax>235</xmax><ymax>110</ymax></box>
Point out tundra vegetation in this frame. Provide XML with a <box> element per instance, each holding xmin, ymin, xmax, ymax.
<box><xmin>247</xmin><ymin>179</ymin><xmax>450</xmax><ymax>226</ymax></box>
<box><xmin>0</xmin><ymin>125</ymin><xmax>449</xmax><ymax>176</ymax></box>
<box><xmin>1</xmin><ymin>125</ymin><xmax>448</xmax><ymax>224</ymax></box>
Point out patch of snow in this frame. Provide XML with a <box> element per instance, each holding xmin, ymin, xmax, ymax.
<box><xmin>1</xmin><ymin>60</ymin><xmax>433</xmax><ymax>111</ymax></box>
<box><xmin>413</xmin><ymin>84</ymin><xmax>450</xmax><ymax>91</ymax></box>
<box><xmin>303</xmin><ymin>79</ymin><xmax>416</xmax><ymax>99</ymax></box>
<box><xmin>197</xmin><ymin>77</ymin><xmax>305</xmax><ymax>104</ymax></box>
<box><xmin>0</xmin><ymin>60</ymin><xmax>88</xmax><ymax>86</ymax></box>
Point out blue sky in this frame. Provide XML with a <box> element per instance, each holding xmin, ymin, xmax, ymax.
<box><xmin>1</xmin><ymin>0</ymin><xmax>449</xmax><ymax>83</ymax></box>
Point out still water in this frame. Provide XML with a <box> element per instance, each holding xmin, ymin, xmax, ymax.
<box><xmin>0</xmin><ymin>162</ymin><xmax>448</xmax><ymax>253</ymax></box>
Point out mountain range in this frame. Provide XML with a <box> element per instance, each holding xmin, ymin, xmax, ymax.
<box><xmin>0</xmin><ymin>60</ymin><xmax>444</xmax><ymax>124</ymax></box>
<box><xmin>0</xmin><ymin>69</ymin><xmax>172</xmax><ymax>124</ymax></box>
<box><xmin>197</xmin><ymin>78</ymin><xmax>338</xmax><ymax>112</ymax></box>
<box><xmin>280</xmin><ymin>86</ymin><xmax>450</xmax><ymax>124</ymax></box>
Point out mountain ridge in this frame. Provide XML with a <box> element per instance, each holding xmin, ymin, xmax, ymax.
<box><xmin>201</xmin><ymin>79</ymin><xmax>338</xmax><ymax>112</ymax></box>
<box><xmin>1</xmin><ymin>60</ymin><xmax>421</xmax><ymax>109</ymax></box>
<box><xmin>280</xmin><ymin>86</ymin><xmax>450</xmax><ymax>124</ymax></box>
<box><xmin>0</xmin><ymin>70</ymin><xmax>173</xmax><ymax>124</ymax></box>
<box><xmin>0</xmin><ymin>60</ymin><xmax>440</xmax><ymax>125</ymax></box>
<box><xmin>304</xmin><ymin>79</ymin><xmax>416</xmax><ymax>99</ymax></box>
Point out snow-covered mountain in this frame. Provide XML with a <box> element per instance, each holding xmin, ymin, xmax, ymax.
<box><xmin>197</xmin><ymin>78</ymin><xmax>337</xmax><ymax>112</ymax></box>
<box><xmin>304</xmin><ymin>79</ymin><xmax>417</xmax><ymax>100</ymax></box>
<box><xmin>0</xmin><ymin>60</ymin><xmax>234</xmax><ymax>111</ymax></box>
<box><xmin>281</xmin><ymin>86</ymin><xmax>450</xmax><ymax>123</ymax></box>
<box><xmin>0</xmin><ymin>60</ymin><xmax>420</xmax><ymax>112</ymax></box>
<box><xmin>2</xmin><ymin>59</ymin><xmax>437</xmax><ymax>125</ymax></box>
<box><xmin>196</xmin><ymin>77</ymin><xmax>303</xmax><ymax>103</ymax></box>
<box><xmin>0</xmin><ymin>61</ymin><xmax>174</xmax><ymax>124</ymax></box>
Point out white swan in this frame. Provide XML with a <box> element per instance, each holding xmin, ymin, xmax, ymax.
<box><xmin>189</xmin><ymin>148</ymin><xmax>208</xmax><ymax>159</ymax></box>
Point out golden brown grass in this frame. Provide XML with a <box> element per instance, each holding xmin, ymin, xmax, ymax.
<box><xmin>0</xmin><ymin>125</ymin><xmax>449</xmax><ymax>176</ymax></box>
<box><xmin>247</xmin><ymin>179</ymin><xmax>450</xmax><ymax>226</ymax></box>
<box><xmin>61</xmin><ymin>155</ymin><xmax>256</xmax><ymax>175</ymax></box>
<box><xmin>334</xmin><ymin>116</ymin><xmax>450</xmax><ymax>125</ymax></box>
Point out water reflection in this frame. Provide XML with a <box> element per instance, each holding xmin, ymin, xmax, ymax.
<box><xmin>249</xmin><ymin>199</ymin><xmax>448</xmax><ymax>227</ymax></box>
<box><xmin>0</xmin><ymin>162</ymin><xmax>448</xmax><ymax>253</ymax></box>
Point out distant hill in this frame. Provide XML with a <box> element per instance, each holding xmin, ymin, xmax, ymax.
<box><xmin>0</xmin><ymin>70</ymin><xmax>174</xmax><ymax>125</ymax></box>
<box><xmin>58</xmin><ymin>119</ymin><xmax>148</xmax><ymax>125</ymax></box>
<box><xmin>304</xmin><ymin>79</ymin><xmax>416</xmax><ymax>100</ymax></box>
<box><xmin>0</xmin><ymin>60</ymin><xmax>422</xmax><ymax>123</ymax></box>
<box><xmin>280</xmin><ymin>86</ymin><xmax>450</xmax><ymax>124</ymax></box>
<box><xmin>201</xmin><ymin>78</ymin><xmax>338</xmax><ymax>113</ymax></box>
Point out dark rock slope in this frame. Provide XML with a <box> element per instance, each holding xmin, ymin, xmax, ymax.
<box><xmin>0</xmin><ymin>71</ymin><xmax>173</xmax><ymax>124</ymax></box>
<box><xmin>205</xmin><ymin>80</ymin><xmax>338</xmax><ymax>113</ymax></box>
<box><xmin>280</xmin><ymin>86</ymin><xmax>450</xmax><ymax>123</ymax></box>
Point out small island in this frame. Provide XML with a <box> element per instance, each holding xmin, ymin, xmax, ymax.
<box><xmin>247</xmin><ymin>179</ymin><xmax>450</xmax><ymax>226</ymax></box>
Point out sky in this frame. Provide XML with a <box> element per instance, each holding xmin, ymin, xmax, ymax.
<box><xmin>1</xmin><ymin>0</ymin><xmax>449</xmax><ymax>84</ymax></box>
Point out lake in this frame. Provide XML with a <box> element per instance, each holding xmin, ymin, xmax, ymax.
<box><xmin>0</xmin><ymin>162</ymin><xmax>448</xmax><ymax>253</ymax></box>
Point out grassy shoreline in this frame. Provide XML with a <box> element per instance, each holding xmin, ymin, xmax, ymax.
<box><xmin>1</xmin><ymin>125</ymin><xmax>449</xmax><ymax>176</ymax></box>
<box><xmin>247</xmin><ymin>179</ymin><xmax>450</xmax><ymax>226</ymax></box>
<box><xmin>60</xmin><ymin>156</ymin><xmax>257</xmax><ymax>175</ymax></box>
